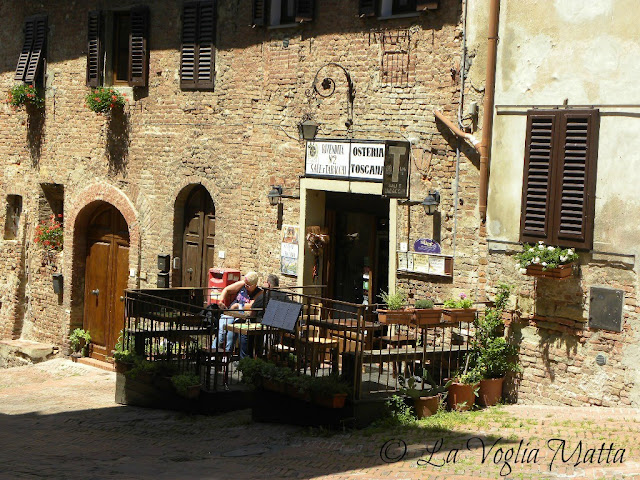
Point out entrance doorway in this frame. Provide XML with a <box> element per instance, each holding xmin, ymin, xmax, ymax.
<box><xmin>83</xmin><ymin>204</ymin><xmax>130</xmax><ymax>361</ymax></box>
<box><xmin>323</xmin><ymin>192</ymin><xmax>389</xmax><ymax>305</ymax></box>
<box><xmin>180</xmin><ymin>185</ymin><xmax>215</xmax><ymax>287</ymax></box>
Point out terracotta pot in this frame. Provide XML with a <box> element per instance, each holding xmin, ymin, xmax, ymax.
<box><xmin>478</xmin><ymin>377</ymin><xmax>504</xmax><ymax>407</ymax></box>
<box><xmin>447</xmin><ymin>382</ymin><xmax>477</xmax><ymax>411</ymax></box>
<box><xmin>313</xmin><ymin>393</ymin><xmax>347</xmax><ymax>409</ymax></box>
<box><xmin>442</xmin><ymin>308</ymin><xmax>476</xmax><ymax>324</ymax></box>
<box><xmin>378</xmin><ymin>309</ymin><xmax>414</xmax><ymax>325</ymax></box>
<box><xmin>412</xmin><ymin>308</ymin><xmax>443</xmax><ymax>326</ymax></box>
<box><xmin>114</xmin><ymin>360</ymin><xmax>133</xmax><ymax>374</ymax></box>
<box><xmin>414</xmin><ymin>395</ymin><xmax>440</xmax><ymax>418</ymax></box>
<box><xmin>525</xmin><ymin>263</ymin><xmax>574</xmax><ymax>279</ymax></box>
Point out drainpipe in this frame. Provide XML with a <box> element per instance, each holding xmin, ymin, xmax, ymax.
<box><xmin>478</xmin><ymin>0</ymin><xmax>501</xmax><ymax>222</ymax></box>
<box><xmin>434</xmin><ymin>110</ymin><xmax>481</xmax><ymax>153</ymax></box>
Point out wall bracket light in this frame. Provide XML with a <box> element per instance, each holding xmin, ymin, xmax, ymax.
<box><xmin>399</xmin><ymin>190</ymin><xmax>441</xmax><ymax>215</ymax></box>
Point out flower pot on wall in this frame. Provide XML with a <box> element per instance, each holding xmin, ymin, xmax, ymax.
<box><xmin>414</xmin><ymin>395</ymin><xmax>440</xmax><ymax>418</ymax></box>
<box><xmin>447</xmin><ymin>382</ymin><xmax>477</xmax><ymax>411</ymax></box>
<box><xmin>442</xmin><ymin>308</ymin><xmax>476</xmax><ymax>324</ymax></box>
<box><xmin>412</xmin><ymin>308</ymin><xmax>443</xmax><ymax>326</ymax></box>
<box><xmin>525</xmin><ymin>263</ymin><xmax>574</xmax><ymax>279</ymax></box>
<box><xmin>378</xmin><ymin>309</ymin><xmax>414</xmax><ymax>325</ymax></box>
<box><xmin>478</xmin><ymin>377</ymin><xmax>504</xmax><ymax>407</ymax></box>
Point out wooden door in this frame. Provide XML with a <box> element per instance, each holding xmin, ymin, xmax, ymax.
<box><xmin>181</xmin><ymin>186</ymin><xmax>215</xmax><ymax>287</ymax></box>
<box><xmin>83</xmin><ymin>205</ymin><xmax>130</xmax><ymax>361</ymax></box>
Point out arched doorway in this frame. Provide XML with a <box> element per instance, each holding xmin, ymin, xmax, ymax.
<box><xmin>83</xmin><ymin>204</ymin><xmax>130</xmax><ymax>361</ymax></box>
<box><xmin>179</xmin><ymin>185</ymin><xmax>215</xmax><ymax>287</ymax></box>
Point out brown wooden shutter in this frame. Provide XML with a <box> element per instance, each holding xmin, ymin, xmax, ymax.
<box><xmin>129</xmin><ymin>6</ymin><xmax>149</xmax><ymax>87</ymax></box>
<box><xmin>24</xmin><ymin>16</ymin><xmax>47</xmax><ymax>84</ymax></box>
<box><xmin>295</xmin><ymin>0</ymin><xmax>315</xmax><ymax>22</ymax></box>
<box><xmin>15</xmin><ymin>19</ymin><xmax>35</xmax><ymax>81</ymax></box>
<box><xmin>252</xmin><ymin>0</ymin><xmax>267</xmax><ymax>26</ymax></box>
<box><xmin>520</xmin><ymin>112</ymin><xmax>558</xmax><ymax>243</ymax></box>
<box><xmin>552</xmin><ymin>110</ymin><xmax>599</xmax><ymax>249</ymax></box>
<box><xmin>359</xmin><ymin>0</ymin><xmax>376</xmax><ymax>17</ymax></box>
<box><xmin>181</xmin><ymin>2</ymin><xmax>198</xmax><ymax>89</ymax></box>
<box><xmin>86</xmin><ymin>10</ymin><xmax>103</xmax><ymax>87</ymax></box>
<box><xmin>196</xmin><ymin>0</ymin><xmax>215</xmax><ymax>89</ymax></box>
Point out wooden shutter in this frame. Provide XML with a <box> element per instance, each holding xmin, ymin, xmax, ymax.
<box><xmin>129</xmin><ymin>6</ymin><xmax>149</xmax><ymax>87</ymax></box>
<box><xmin>295</xmin><ymin>0</ymin><xmax>315</xmax><ymax>22</ymax></box>
<box><xmin>181</xmin><ymin>2</ymin><xmax>198</xmax><ymax>89</ymax></box>
<box><xmin>553</xmin><ymin>110</ymin><xmax>599</xmax><ymax>248</ymax></box>
<box><xmin>359</xmin><ymin>0</ymin><xmax>376</xmax><ymax>17</ymax></box>
<box><xmin>520</xmin><ymin>112</ymin><xmax>557</xmax><ymax>243</ymax></box>
<box><xmin>252</xmin><ymin>0</ymin><xmax>267</xmax><ymax>26</ymax></box>
<box><xmin>181</xmin><ymin>1</ymin><xmax>215</xmax><ymax>90</ymax></box>
<box><xmin>15</xmin><ymin>19</ymin><xmax>35</xmax><ymax>81</ymax></box>
<box><xmin>24</xmin><ymin>16</ymin><xmax>47</xmax><ymax>84</ymax></box>
<box><xmin>86</xmin><ymin>11</ymin><xmax>103</xmax><ymax>87</ymax></box>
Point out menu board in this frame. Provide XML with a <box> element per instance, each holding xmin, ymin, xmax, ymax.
<box><xmin>280</xmin><ymin>224</ymin><xmax>299</xmax><ymax>276</ymax></box>
<box><xmin>397</xmin><ymin>251</ymin><xmax>452</xmax><ymax>277</ymax></box>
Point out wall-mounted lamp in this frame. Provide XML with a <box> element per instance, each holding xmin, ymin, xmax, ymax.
<box><xmin>268</xmin><ymin>185</ymin><xmax>300</xmax><ymax>206</ymax></box>
<box><xmin>298</xmin><ymin>119</ymin><xmax>319</xmax><ymax>141</ymax></box>
<box><xmin>400</xmin><ymin>190</ymin><xmax>441</xmax><ymax>216</ymax></box>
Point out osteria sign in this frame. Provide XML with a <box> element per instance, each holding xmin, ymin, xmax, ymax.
<box><xmin>305</xmin><ymin>140</ymin><xmax>386</xmax><ymax>181</ymax></box>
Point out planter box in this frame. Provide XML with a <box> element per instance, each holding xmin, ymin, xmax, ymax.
<box><xmin>286</xmin><ymin>383</ymin><xmax>311</xmax><ymax>402</ymax></box>
<box><xmin>263</xmin><ymin>379</ymin><xmax>287</xmax><ymax>394</ymax></box>
<box><xmin>378</xmin><ymin>309</ymin><xmax>414</xmax><ymax>325</ymax></box>
<box><xmin>114</xmin><ymin>360</ymin><xmax>134</xmax><ymax>374</ymax></box>
<box><xmin>178</xmin><ymin>384</ymin><xmax>201</xmax><ymax>400</ymax></box>
<box><xmin>313</xmin><ymin>393</ymin><xmax>347</xmax><ymax>409</ymax></box>
<box><xmin>442</xmin><ymin>308</ymin><xmax>476</xmax><ymax>324</ymax></box>
<box><xmin>412</xmin><ymin>308</ymin><xmax>443</xmax><ymax>326</ymax></box>
<box><xmin>525</xmin><ymin>263</ymin><xmax>574</xmax><ymax>279</ymax></box>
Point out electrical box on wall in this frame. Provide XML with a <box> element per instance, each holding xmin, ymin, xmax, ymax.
<box><xmin>157</xmin><ymin>272</ymin><xmax>170</xmax><ymax>288</ymax></box>
<box><xmin>589</xmin><ymin>286</ymin><xmax>624</xmax><ymax>332</ymax></box>
<box><xmin>157</xmin><ymin>254</ymin><xmax>170</xmax><ymax>273</ymax></box>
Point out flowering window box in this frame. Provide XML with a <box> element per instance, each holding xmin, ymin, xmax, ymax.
<box><xmin>441</xmin><ymin>308</ymin><xmax>476</xmax><ymax>324</ymax></box>
<box><xmin>525</xmin><ymin>263</ymin><xmax>574</xmax><ymax>279</ymax></box>
<box><xmin>377</xmin><ymin>308</ymin><xmax>414</xmax><ymax>325</ymax></box>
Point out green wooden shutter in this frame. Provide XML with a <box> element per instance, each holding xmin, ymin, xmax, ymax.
<box><xmin>86</xmin><ymin>10</ymin><xmax>103</xmax><ymax>87</ymax></box>
<box><xmin>520</xmin><ymin>112</ymin><xmax>558</xmax><ymax>243</ymax></box>
<box><xmin>129</xmin><ymin>6</ymin><xmax>149</xmax><ymax>87</ymax></box>
<box><xmin>295</xmin><ymin>0</ymin><xmax>315</xmax><ymax>22</ymax></box>
<box><xmin>196</xmin><ymin>0</ymin><xmax>215</xmax><ymax>89</ymax></box>
<box><xmin>359</xmin><ymin>0</ymin><xmax>376</xmax><ymax>16</ymax></box>
<box><xmin>15</xmin><ymin>18</ymin><xmax>35</xmax><ymax>81</ymax></box>
<box><xmin>252</xmin><ymin>0</ymin><xmax>267</xmax><ymax>26</ymax></box>
<box><xmin>181</xmin><ymin>2</ymin><xmax>198</xmax><ymax>89</ymax></box>
<box><xmin>24</xmin><ymin>16</ymin><xmax>47</xmax><ymax>84</ymax></box>
<box><xmin>552</xmin><ymin>110</ymin><xmax>599</xmax><ymax>249</ymax></box>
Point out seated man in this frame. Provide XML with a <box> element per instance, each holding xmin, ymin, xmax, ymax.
<box><xmin>213</xmin><ymin>271</ymin><xmax>262</xmax><ymax>353</ymax></box>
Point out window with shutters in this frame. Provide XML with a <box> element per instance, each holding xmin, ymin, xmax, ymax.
<box><xmin>359</xmin><ymin>0</ymin><xmax>437</xmax><ymax>18</ymax></box>
<box><xmin>15</xmin><ymin>15</ymin><xmax>48</xmax><ymax>87</ymax></box>
<box><xmin>86</xmin><ymin>7</ymin><xmax>149</xmax><ymax>88</ymax></box>
<box><xmin>181</xmin><ymin>1</ymin><xmax>216</xmax><ymax>90</ymax></box>
<box><xmin>251</xmin><ymin>0</ymin><xmax>314</xmax><ymax>27</ymax></box>
<box><xmin>519</xmin><ymin>110</ymin><xmax>599</xmax><ymax>250</ymax></box>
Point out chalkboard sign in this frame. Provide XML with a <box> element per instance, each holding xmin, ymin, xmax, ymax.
<box><xmin>262</xmin><ymin>299</ymin><xmax>303</xmax><ymax>332</ymax></box>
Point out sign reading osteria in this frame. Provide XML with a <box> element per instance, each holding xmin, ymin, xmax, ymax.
<box><xmin>305</xmin><ymin>140</ymin><xmax>387</xmax><ymax>181</ymax></box>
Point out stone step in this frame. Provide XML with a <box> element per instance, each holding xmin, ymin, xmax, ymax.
<box><xmin>0</xmin><ymin>339</ymin><xmax>58</xmax><ymax>368</ymax></box>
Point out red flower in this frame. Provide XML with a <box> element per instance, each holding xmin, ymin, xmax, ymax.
<box><xmin>57</xmin><ymin>214</ymin><xmax>63</xmax><ymax>218</ymax></box>
<box><xmin>112</xmin><ymin>95</ymin><xmax>117</xmax><ymax>100</ymax></box>
<box><xmin>110</xmin><ymin>103</ymin><xmax>114</xmax><ymax>108</ymax></box>
<box><xmin>44</xmin><ymin>240</ymin><xmax>50</xmax><ymax>246</ymax></box>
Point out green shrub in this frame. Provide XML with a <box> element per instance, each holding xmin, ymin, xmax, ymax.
<box><xmin>443</xmin><ymin>293</ymin><xmax>473</xmax><ymax>309</ymax></box>
<box><xmin>308</xmin><ymin>374</ymin><xmax>350</xmax><ymax>396</ymax></box>
<box><xmin>414</xmin><ymin>299</ymin><xmax>434</xmax><ymax>309</ymax></box>
<box><xmin>69</xmin><ymin>328</ymin><xmax>91</xmax><ymax>356</ymax></box>
<box><xmin>171</xmin><ymin>373</ymin><xmax>201</xmax><ymax>396</ymax></box>
<box><xmin>379</xmin><ymin>290</ymin><xmax>406</xmax><ymax>310</ymax></box>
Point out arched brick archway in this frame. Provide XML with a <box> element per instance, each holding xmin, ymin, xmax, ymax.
<box><xmin>64</xmin><ymin>184</ymin><xmax>140</xmax><ymax>342</ymax></box>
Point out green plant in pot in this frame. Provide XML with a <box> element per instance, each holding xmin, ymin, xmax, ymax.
<box><xmin>308</xmin><ymin>374</ymin><xmax>351</xmax><ymax>408</ymax></box>
<box><xmin>399</xmin><ymin>372</ymin><xmax>451</xmax><ymax>419</ymax></box>
<box><xmin>447</xmin><ymin>365</ymin><xmax>482</xmax><ymax>411</ymax></box>
<box><xmin>442</xmin><ymin>293</ymin><xmax>476</xmax><ymax>324</ymax></box>
<box><xmin>238</xmin><ymin>357</ymin><xmax>268</xmax><ymax>388</ymax></box>
<box><xmin>412</xmin><ymin>298</ymin><xmax>443</xmax><ymax>327</ymax></box>
<box><xmin>171</xmin><ymin>373</ymin><xmax>201</xmax><ymax>399</ymax></box>
<box><xmin>378</xmin><ymin>290</ymin><xmax>412</xmax><ymax>325</ymax></box>
<box><xmin>69</xmin><ymin>328</ymin><xmax>91</xmax><ymax>357</ymax></box>
<box><xmin>112</xmin><ymin>331</ymin><xmax>137</xmax><ymax>372</ymax></box>
<box><xmin>473</xmin><ymin>283</ymin><xmax>521</xmax><ymax>406</ymax></box>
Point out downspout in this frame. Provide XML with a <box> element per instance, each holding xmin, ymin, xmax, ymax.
<box><xmin>479</xmin><ymin>0</ymin><xmax>501</xmax><ymax>222</ymax></box>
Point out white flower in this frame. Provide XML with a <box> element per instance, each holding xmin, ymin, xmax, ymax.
<box><xmin>519</xmin><ymin>268</ymin><xmax>527</xmax><ymax>274</ymax></box>
<box><xmin>547</xmin><ymin>246</ymin><xmax>555</xmax><ymax>251</ymax></box>
<box><xmin>567</xmin><ymin>248</ymin><xmax>574</xmax><ymax>255</ymax></box>
<box><xmin>529</xmin><ymin>247</ymin><xmax>535</xmax><ymax>252</ymax></box>
<box><xmin>542</xmin><ymin>262</ymin><xmax>547</xmax><ymax>267</ymax></box>
<box><xmin>538</xmin><ymin>240</ymin><xmax>544</xmax><ymax>244</ymax></box>
<box><xmin>538</xmin><ymin>244</ymin><xmax>545</xmax><ymax>250</ymax></box>
<box><xmin>560</xmin><ymin>255</ymin><xmax>567</xmax><ymax>262</ymax></box>
<box><xmin>534</xmin><ymin>257</ymin><xmax>540</xmax><ymax>264</ymax></box>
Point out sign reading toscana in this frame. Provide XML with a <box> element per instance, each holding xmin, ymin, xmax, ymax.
<box><xmin>306</xmin><ymin>140</ymin><xmax>386</xmax><ymax>181</ymax></box>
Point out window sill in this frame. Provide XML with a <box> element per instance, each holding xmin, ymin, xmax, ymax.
<box><xmin>377</xmin><ymin>12</ymin><xmax>421</xmax><ymax>20</ymax></box>
<box><xmin>267</xmin><ymin>22</ymin><xmax>303</xmax><ymax>30</ymax></box>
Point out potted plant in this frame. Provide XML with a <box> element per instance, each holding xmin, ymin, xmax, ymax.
<box><xmin>442</xmin><ymin>293</ymin><xmax>476</xmax><ymax>324</ymax></box>
<box><xmin>69</xmin><ymin>328</ymin><xmax>91</xmax><ymax>358</ymax></box>
<box><xmin>399</xmin><ymin>373</ymin><xmax>451</xmax><ymax>419</ymax></box>
<box><xmin>412</xmin><ymin>299</ymin><xmax>443</xmax><ymax>326</ymax></box>
<box><xmin>286</xmin><ymin>375</ymin><xmax>312</xmax><ymax>402</ymax></box>
<box><xmin>515</xmin><ymin>241</ymin><xmax>578</xmax><ymax>279</ymax></box>
<box><xmin>112</xmin><ymin>331</ymin><xmax>137</xmax><ymax>373</ymax></box>
<box><xmin>85</xmin><ymin>87</ymin><xmax>126</xmax><ymax>115</ymax></box>
<box><xmin>308</xmin><ymin>375</ymin><xmax>350</xmax><ymax>408</ymax></box>
<box><xmin>261</xmin><ymin>362</ymin><xmax>293</xmax><ymax>393</ymax></box>
<box><xmin>474</xmin><ymin>284</ymin><xmax>521</xmax><ymax>406</ymax></box>
<box><xmin>7</xmin><ymin>83</ymin><xmax>44</xmax><ymax>111</ymax></box>
<box><xmin>447</xmin><ymin>367</ymin><xmax>482</xmax><ymax>411</ymax></box>
<box><xmin>238</xmin><ymin>357</ymin><xmax>268</xmax><ymax>388</ymax></box>
<box><xmin>171</xmin><ymin>373</ymin><xmax>201</xmax><ymax>399</ymax></box>
<box><xmin>377</xmin><ymin>290</ymin><xmax>412</xmax><ymax>325</ymax></box>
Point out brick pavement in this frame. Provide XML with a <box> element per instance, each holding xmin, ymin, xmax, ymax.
<box><xmin>1</xmin><ymin>359</ymin><xmax>639</xmax><ymax>480</ymax></box>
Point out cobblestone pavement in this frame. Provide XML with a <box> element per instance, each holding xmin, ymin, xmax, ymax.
<box><xmin>1</xmin><ymin>359</ymin><xmax>639</xmax><ymax>480</ymax></box>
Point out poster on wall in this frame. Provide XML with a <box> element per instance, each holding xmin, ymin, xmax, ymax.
<box><xmin>280</xmin><ymin>224</ymin><xmax>299</xmax><ymax>276</ymax></box>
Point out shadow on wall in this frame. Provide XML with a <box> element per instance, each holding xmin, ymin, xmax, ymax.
<box><xmin>106</xmin><ymin>107</ymin><xmax>130</xmax><ymax>177</ymax></box>
<box><xmin>27</xmin><ymin>105</ymin><xmax>45</xmax><ymax>169</ymax></box>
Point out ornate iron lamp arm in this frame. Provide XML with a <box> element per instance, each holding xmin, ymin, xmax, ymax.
<box><xmin>312</xmin><ymin>62</ymin><xmax>356</xmax><ymax>129</ymax></box>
